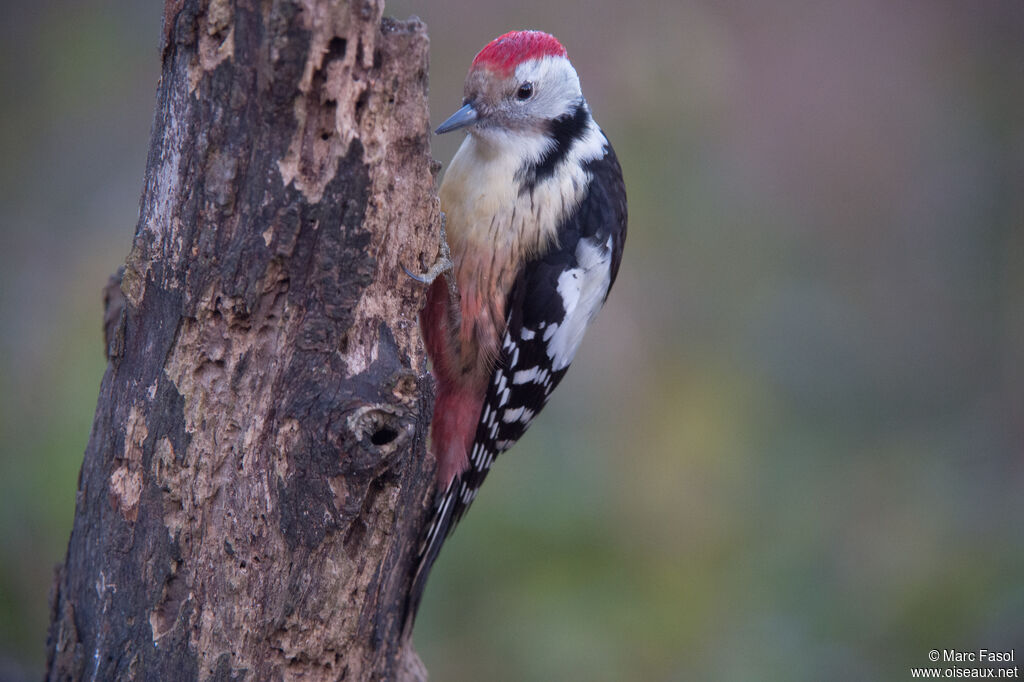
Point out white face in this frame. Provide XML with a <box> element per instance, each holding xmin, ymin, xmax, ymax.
<box><xmin>466</xmin><ymin>56</ymin><xmax>584</xmax><ymax>138</ymax></box>
<box><xmin>506</xmin><ymin>56</ymin><xmax>584</xmax><ymax>125</ymax></box>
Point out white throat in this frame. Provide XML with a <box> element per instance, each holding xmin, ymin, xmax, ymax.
<box><xmin>441</xmin><ymin>117</ymin><xmax>607</xmax><ymax>258</ymax></box>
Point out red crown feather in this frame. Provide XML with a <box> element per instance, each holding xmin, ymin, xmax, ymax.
<box><xmin>471</xmin><ymin>30</ymin><xmax>567</xmax><ymax>76</ymax></box>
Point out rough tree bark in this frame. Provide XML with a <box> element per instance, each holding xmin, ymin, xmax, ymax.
<box><xmin>46</xmin><ymin>1</ymin><xmax>440</xmax><ymax>679</ymax></box>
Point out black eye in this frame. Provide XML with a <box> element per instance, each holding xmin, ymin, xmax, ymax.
<box><xmin>516</xmin><ymin>82</ymin><xmax>534</xmax><ymax>100</ymax></box>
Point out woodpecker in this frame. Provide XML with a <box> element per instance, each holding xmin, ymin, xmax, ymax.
<box><xmin>409</xmin><ymin>30</ymin><xmax>627</xmax><ymax>618</ymax></box>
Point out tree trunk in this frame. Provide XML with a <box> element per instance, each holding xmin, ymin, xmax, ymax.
<box><xmin>46</xmin><ymin>1</ymin><xmax>439</xmax><ymax>679</ymax></box>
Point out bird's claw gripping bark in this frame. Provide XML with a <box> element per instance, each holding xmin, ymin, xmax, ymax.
<box><xmin>404</xmin><ymin>214</ymin><xmax>459</xmax><ymax>314</ymax></box>
<box><xmin>402</xmin><ymin>259</ymin><xmax>451</xmax><ymax>285</ymax></box>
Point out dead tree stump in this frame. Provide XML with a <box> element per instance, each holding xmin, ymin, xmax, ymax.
<box><xmin>46</xmin><ymin>1</ymin><xmax>439</xmax><ymax>679</ymax></box>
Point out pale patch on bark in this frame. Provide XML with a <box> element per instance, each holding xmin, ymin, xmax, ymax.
<box><xmin>152</xmin><ymin>436</ymin><xmax>186</xmax><ymax>537</ymax></box>
<box><xmin>278</xmin><ymin>1</ymin><xmax>384</xmax><ymax>202</ymax></box>
<box><xmin>274</xmin><ymin>419</ymin><xmax>300</xmax><ymax>481</ymax></box>
<box><xmin>110</xmin><ymin>405</ymin><xmax>148</xmax><ymax>521</ymax></box>
<box><xmin>189</xmin><ymin>0</ymin><xmax>236</xmax><ymax>93</ymax></box>
<box><xmin>124</xmin><ymin>405</ymin><xmax>148</xmax><ymax>464</ymax></box>
<box><xmin>109</xmin><ymin>467</ymin><xmax>142</xmax><ymax>523</ymax></box>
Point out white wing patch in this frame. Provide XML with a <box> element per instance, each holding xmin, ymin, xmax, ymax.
<box><xmin>501</xmin><ymin>406</ymin><xmax>535</xmax><ymax>424</ymax></box>
<box><xmin>512</xmin><ymin>366</ymin><xmax>549</xmax><ymax>385</ymax></box>
<box><xmin>547</xmin><ymin>235</ymin><xmax>614</xmax><ymax>371</ymax></box>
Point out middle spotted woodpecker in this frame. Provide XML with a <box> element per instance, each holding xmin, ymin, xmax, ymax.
<box><xmin>409</xmin><ymin>30</ymin><xmax>627</xmax><ymax>619</ymax></box>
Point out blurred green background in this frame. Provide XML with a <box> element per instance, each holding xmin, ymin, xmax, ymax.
<box><xmin>1</xmin><ymin>0</ymin><xmax>1022</xmax><ymax>679</ymax></box>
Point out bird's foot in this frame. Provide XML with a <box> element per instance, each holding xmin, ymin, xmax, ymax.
<box><xmin>404</xmin><ymin>214</ymin><xmax>459</xmax><ymax>313</ymax></box>
<box><xmin>402</xmin><ymin>257</ymin><xmax>452</xmax><ymax>285</ymax></box>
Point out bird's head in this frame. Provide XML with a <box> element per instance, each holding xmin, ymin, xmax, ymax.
<box><xmin>436</xmin><ymin>31</ymin><xmax>587</xmax><ymax>145</ymax></box>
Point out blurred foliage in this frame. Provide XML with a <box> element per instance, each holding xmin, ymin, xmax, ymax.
<box><xmin>1</xmin><ymin>0</ymin><xmax>1021</xmax><ymax>679</ymax></box>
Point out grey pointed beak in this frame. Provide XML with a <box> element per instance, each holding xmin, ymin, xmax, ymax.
<box><xmin>435</xmin><ymin>102</ymin><xmax>478</xmax><ymax>134</ymax></box>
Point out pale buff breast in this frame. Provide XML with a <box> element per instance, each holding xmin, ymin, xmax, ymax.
<box><xmin>438</xmin><ymin>131</ymin><xmax>592</xmax><ymax>381</ymax></box>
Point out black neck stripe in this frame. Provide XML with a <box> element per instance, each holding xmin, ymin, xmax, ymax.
<box><xmin>519</xmin><ymin>101</ymin><xmax>590</xmax><ymax>193</ymax></box>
